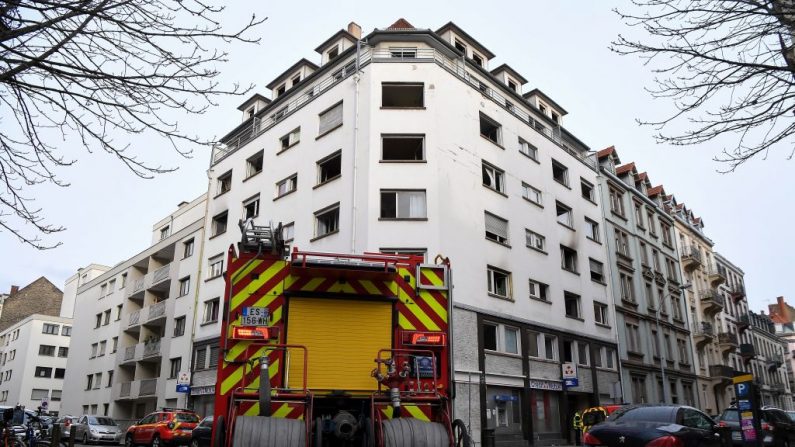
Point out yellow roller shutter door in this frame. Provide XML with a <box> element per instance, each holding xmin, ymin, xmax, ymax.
<box><xmin>287</xmin><ymin>298</ymin><xmax>392</xmax><ymax>391</ymax></box>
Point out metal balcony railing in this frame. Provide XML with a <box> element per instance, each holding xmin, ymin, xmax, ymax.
<box><xmin>700</xmin><ymin>289</ymin><xmax>724</xmax><ymax>307</ymax></box>
<box><xmin>127</xmin><ymin>310</ymin><xmax>140</xmax><ymax>328</ymax></box>
<box><xmin>680</xmin><ymin>245</ymin><xmax>702</xmax><ymax>264</ymax></box>
<box><xmin>718</xmin><ymin>332</ymin><xmax>738</xmax><ymax>346</ymax></box>
<box><xmin>139</xmin><ymin>379</ymin><xmax>157</xmax><ymax>396</ymax></box>
<box><xmin>120</xmin><ymin>382</ymin><xmax>131</xmax><ymax>398</ymax></box>
<box><xmin>127</xmin><ymin>279</ymin><xmax>144</xmax><ymax>298</ymax></box>
<box><xmin>123</xmin><ymin>346</ymin><xmax>136</xmax><ymax>362</ymax></box>
<box><xmin>151</xmin><ymin>264</ymin><xmax>171</xmax><ymax>285</ymax></box>
<box><xmin>147</xmin><ymin>301</ymin><xmax>166</xmax><ymax>321</ymax></box>
<box><xmin>692</xmin><ymin>321</ymin><xmax>715</xmax><ymax>336</ymax></box>
<box><xmin>143</xmin><ymin>340</ymin><xmax>161</xmax><ymax>358</ymax></box>
<box><xmin>709</xmin><ymin>364</ymin><xmax>734</xmax><ymax>378</ymax></box>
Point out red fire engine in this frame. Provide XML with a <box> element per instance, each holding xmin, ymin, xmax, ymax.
<box><xmin>211</xmin><ymin>221</ymin><xmax>471</xmax><ymax>446</ymax></box>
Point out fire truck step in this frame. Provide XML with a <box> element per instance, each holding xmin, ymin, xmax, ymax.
<box><xmin>381</xmin><ymin>418</ymin><xmax>450</xmax><ymax>447</ymax></box>
<box><xmin>232</xmin><ymin>415</ymin><xmax>305</xmax><ymax>447</ymax></box>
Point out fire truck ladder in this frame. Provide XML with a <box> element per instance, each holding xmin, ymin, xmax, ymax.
<box><xmin>238</xmin><ymin>219</ymin><xmax>285</xmax><ymax>257</ymax></box>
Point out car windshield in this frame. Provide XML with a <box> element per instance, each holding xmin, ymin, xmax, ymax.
<box><xmin>610</xmin><ymin>406</ymin><xmax>675</xmax><ymax>423</ymax></box>
<box><xmin>174</xmin><ymin>413</ymin><xmax>199</xmax><ymax>423</ymax></box>
<box><xmin>721</xmin><ymin>410</ymin><xmax>739</xmax><ymax>422</ymax></box>
<box><xmin>787</xmin><ymin>412</ymin><xmax>795</xmax><ymax>422</ymax></box>
<box><xmin>89</xmin><ymin>417</ymin><xmax>116</xmax><ymax>426</ymax></box>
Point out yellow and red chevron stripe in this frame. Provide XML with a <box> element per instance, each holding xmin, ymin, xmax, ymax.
<box><xmin>285</xmin><ymin>274</ymin><xmax>397</xmax><ymax>297</ymax></box>
<box><xmin>237</xmin><ymin>401</ymin><xmax>305</xmax><ymax>420</ymax></box>
<box><xmin>395</xmin><ymin>267</ymin><xmax>448</xmax><ymax>332</ymax></box>
<box><xmin>378</xmin><ymin>404</ymin><xmax>433</xmax><ymax>421</ymax></box>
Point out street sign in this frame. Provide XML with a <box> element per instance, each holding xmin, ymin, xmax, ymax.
<box><xmin>241</xmin><ymin>307</ymin><xmax>269</xmax><ymax>326</ymax></box>
<box><xmin>176</xmin><ymin>384</ymin><xmax>190</xmax><ymax>393</ymax></box>
<box><xmin>177</xmin><ymin>371</ymin><xmax>191</xmax><ymax>386</ymax></box>
<box><xmin>564</xmin><ymin>378</ymin><xmax>579</xmax><ymax>388</ymax></box>
<box><xmin>562</xmin><ymin>362</ymin><xmax>577</xmax><ymax>379</ymax></box>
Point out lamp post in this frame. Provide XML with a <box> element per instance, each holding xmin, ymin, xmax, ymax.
<box><xmin>655</xmin><ymin>283</ymin><xmax>692</xmax><ymax>403</ymax></box>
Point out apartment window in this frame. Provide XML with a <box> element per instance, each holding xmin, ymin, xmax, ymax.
<box><xmin>46</xmin><ymin>324</ymin><xmax>61</xmax><ymax>335</ymax></box>
<box><xmin>525</xmin><ymin>229</ymin><xmax>545</xmax><ymax>251</ymax></box>
<box><xmin>594</xmin><ymin>302</ymin><xmax>609</xmax><ymax>325</ymax></box>
<box><xmin>291</xmin><ymin>74</ymin><xmax>301</xmax><ymax>86</ymax></box>
<box><xmin>381</xmin><ymin>135</ymin><xmax>424</xmax><ymax>161</ymax></box>
<box><xmin>275</xmin><ymin>175</ymin><xmax>298</xmax><ymax>198</ymax></box>
<box><xmin>560</xmin><ymin>245</ymin><xmax>578</xmax><ymax>273</ymax></box>
<box><xmin>211</xmin><ymin>211</ymin><xmax>228</xmax><ymax>237</ymax></box>
<box><xmin>111</xmin><ymin>337</ymin><xmax>118</xmax><ymax>353</ymax></box>
<box><xmin>31</xmin><ymin>389</ymin><xmax>48</xmax><ymax>400</ymax></box>
<box><xmin>589</xmin><ymin>259</ymin><xmax>605</xmax><ymax>283</ymax></box>
<box><xmin>625</xmin><ymin>322</ymin><xmax>641</xmax><ymax>353</ymax></box>
<box><xmin>634</xmin><ymin>202</ymin><xmax>645</xmax><ymax>228</ymax></box>
<box><xmin>275</xmin><ymin>84</ymin><xmax>286</xmax><ymax>97</ymax></box>
<box><xmin>169</xmin><ymin>358</ymin><xmax>182</xmax><ymax>379</ymax></box>
<box><xmin>581</xmin><ymin>179</ymin><xmax>595</xmax><ymax>201</ymax></box>
<box><xmin>615</xmin><ymin>229</ymin><xmax>631</xmax><ymax>257</ymax></box>
<box><xmin>632</xmin><ymin>376</ymin><xmax>647</xmax><ymax>403</ymax></box>
<box><xmin>662</xmin><ymin>222</ymin><xmax>673</xmax><ymax>246</ymax></box>
<box><xmin>487</xmin><ymin>266</ymin><xmax>511</xmax><ymax>300</ymax></box>
<box><xmin>209</xmin><ymin>346</ymin><xmax>220</xmax><ymax>368</ymax></box>
<box><xmin>528</xmin><ymin>279</ymin><xmax>549</xmax><ymax>302</ymax></box>
<box><xmin>183</xmin><ymin>239</ymin><xmax>194</xmax><ymax>258</ymax></box>
<box><xmin>380</xmin><ymin>190</ymin><xmax>427</xmax><ymax>219</ymax></box>
<box><xmin>95</xmin><ymin>313</ymin><xmax>102</xmax><ymax>328</ymax></box>
<box><xmin>317</xmin><ymin>151</ymin><xmax>342</xmax><ymax>184</ymax></box>
<box><xmin>120</xmin><ymin>273</ymin><xmax>127</xmax><ymax>289</ymax></box>
<box><xmin>648</xmin><ymin>211</ymin><xmax>657</xmax><ymax>235</ymax></box>
<box><xmin>246</xmin><ymin>151</ymin><xmax>264</xmax><ymax>178</ymax></box>
<box><xmin>508</xmin><ymin>80</ymin><xmax>518</xmax><ymax>92</ymax></box>
<box><xmin>526</xmin><ymin>331</ymin><xmax>540</xmax><ymax>357</ymax></box>
<box><xmin>664</xmin><ymin>333</ymin><xmax>673</xmax><ymax>358</ymax></box>
<box><xmin>609</xmin><ymin>187</ymin><xmax>625</xmax><ymax>216</ymax></box>
<box><xmin>282</xmin><ymin>222</ymin><xmax>295</xmax><ymax>242</ymax></box>
<box><xmin>543</xmin><ymin>334</ymin><xmax>558</xmax><ymax>360</ymax></box>
<box><xmin>209</xmin><ymin>255</ymin><xmax>223</xmax><ymax>278</ymax></box>
<box><xmin>35</xmin><ymin>367</ymin><xmax>52</xmax><ymax>378</ymax></box>
<box><xmin>382</xmin><ymin>83</ymin><xmax>424</xmax><ymax>107</ymax></box>
<box><xmin>279</xmin><ymin>127</ymin><xmax>301</xmax><ymax>151</ymax></box>
<box><xmin>556</xmin><ymin>202</ymin><xmax>573</xmax><ymax>228</ymax></box>
<box><xmin>479</xmin><ymin>113</ymin><xmax>501</xmax><ymax>145</ymax></box>
<box><xmin>203</xmin><ymin>298</ymin><xmax>220</xmax><ymax>324</ymax></box>
<box><xmin>178</xmin><ymin>277</ymin><xmax>190</xmax><ymax>297</ymax></box>
<box><xmin>677</xmin><ymin>339</ymin><xmax>689</xmax><ymax>364</ymax></box>
<box><xmin>639</xmin><ymin>242</ymin><xmax>649</xmax><ymax>265</ymax></box>
<box><xmin>314</xmin><ymin>204</ymin><xmax>340</xmax><ymax>238</ymax></box>
<box><xmin>108</xmin><ymin>279</ymin><xmax>116</xmax><ymax>293</ymax></box>
<box><xmin>159</xmin><ymin>226</ymin><xmax>170</xmax><ymax>241</ymax></box>
<box><xmin>90</xmin><ymin>343</ymin><xmax>98</xmax><ymax>358</ymax></box>
<box><xmin>216</xmin><ymin>170</ymin><xmax>232</xmax><ymax>196</ymax></box>
<box><xmin>194</xmin><ymin>347</ymin><xmax>208</xmax><ymax>370</ymax></box>
<box><xmin>521</xmin><ymin>182</ymin><xmax>542</xmax><ymax>206</ymax></box>
<box><xmin>107</xmin><ymin>370</ymin><xmax>113</xmax><ymax>387</ymax></box>
<box><xmin>454</xmin><ymin>39</ymin><xmax>467</xmax><ymax>53</ymax></box>
<box><xmin>243</xmin><ymin>195</ymin><xmax>260</xmax><ymax>218</ymax></box>
<box><xmin>484</xmin><ymin>212</ymin><xmax>509</xmax><ymax>244</ymax></box>
<box><xmin>94</xmin><ymin>373</ymin><xmax>102</xmax><ymax>389</ymax></box>
<box><xmin>551</xmin><ymin>159</ymin><xmax>569</xmax><ymax>186</ymax></box>
<box><xmin>318</xmin><ymin>102</ymin><xmax>343</xmax><ymax>135</ymax></box>
<box><xmin>39</xmin><ymin>345</ymin><xmax>55</xmax><ymax>356</ymax></box>
<box><xmin>115</xmin><ymin>304</ymin><xmax>122</xmax><ymax>321</ymax></box>
<box><xmin>564</xmin><ymin>292</ymin><xmax>581</xmax><ymax>319</ymax></box>
<box><xmin>483</xmin><ymin>323</ymin><xmax>520</xmax><ymax>355</ymax></box>
<box><xmin>584</xmin><ymin>217</ymin><xmax>600</xmax><ymax>242</ymax></box>
<box><xmin>58</xmin><ymin>347</ymin><xmax>68</xmax><ymax>357</ymax></box>
<box><xmin>99</xmin><ymin>340</ymin><xmax>106</xmax><ymax>356</ymax></box>
<box><xmin>605</xmin><ymin>348</ymin><xmax>616</xmax><ymax>369</ymax></box>
<box><xmin>471</xmin><ymin>53</ymin><xmax>484</xmax><ymax>67</ymax></box>
<box><xmin>620</xmin><ymin>273</ymin><xmax>635</xmax><ymax>303</ymax></box>
<box><xmin>54</xmin><ymin>368</ymin><xmax>65</xmax><ymax>379</ymax></box>
<box><xmin>326</xmin><ymin>45</ymin><xmax>339</xmax><ymax>60</ymax></box>
<box><xmin>174</xmin><ymin>317</ymin><xmax>186</xmax><ymax>337</ymax></box>
<box><xmin>672</xmin><ymin>296</ymin><xmax>683</xmax><ymax>321</ymax></box>
<box><xmin>481</xmin><ymin>161</ymin><xmax>505</xmax><ymax>193</ymax></box>
<box><xmin>577</xmin><ymin>342</ymin><xmax>590</xmax><ymax>366</ymax></box>
<box><xmin>518</xmin><ymin>138</ymin><xmax>538</xmax><ymax>161</ymax></box>
<box><xmin>103</xmin><ymin>309</ymin><xmax>111</xmax><ymax>325</ymax></box>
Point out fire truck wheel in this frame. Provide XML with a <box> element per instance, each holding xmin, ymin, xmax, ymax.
<box><xmin>232</xmin><ymin>416</ymin><xmax>305</xmax><ymax>447</ymax></box>
<box><xmin>452</xmin><ymin>419</ymin><xmax>471</xmax><ymax>447</ymax></box>
<box><xmin>381</xmin><ymin>418</ymin><xmax>449</xmax><ymax>447</ymax></box>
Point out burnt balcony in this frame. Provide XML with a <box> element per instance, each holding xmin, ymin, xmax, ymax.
<box><xmin>680</xmin><ymin>245</ymin><xmax>702</xmax><ymax>272</ymax></box>
<box><xmin>692</xmin><ymin>321</ymin><xmax>715</xmax><ymax>349</ymax></box>
<box><xmin>707</xmin><ymin>265</ymin><xmax>727</xmax><ymax>287</ymax></box>
<box><xmin>737</xmin><ymin>314</ymin><xmax>750</xmax><ymax>332</ymax></box>
<box><xmin>740</xmin><ymin>343</ymin><xmax>756</xmax><ymax>360</ymax></box>
<box><xmin>718</xmin><ymin>332</ymin><xmax>739</xmax><ymax>357</ymax></box>
<box><xmin>730</xmin><ymin>284</ymin><xmax>746</xmax><ymax>303</ymax></box>
<box><xmin>700</xmin><ymin>289</ymin><xmax>724</xmax><ymax>317</ymax></box>
<box><xmin>709</xmin><ymin>364</ymin><xmax>735</xmax><ymax>379</ymax></box>
<box><xmin>767</xmin><ymin>360</ymin><xmax>783</xmax><ymax>372</ymax></box>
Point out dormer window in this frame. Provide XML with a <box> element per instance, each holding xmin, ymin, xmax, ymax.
<box><xmin>291</xmin><ymin>75</ymin><xmax>301</xmax><ymax>86</ymax></box>
<box><xmin>276</xmin><ymin>84</ymin><xmax>286</xmax><ymax>97</ymax></box>
<box><xmin>327</xmin><ymin>46</ymin><xmax>339</xmax><ymax>60</ymax></box>
<box><xmin>472</xmin><ymin>53</ymin><xmax>483</xmax><ymax>67</ymax></box>
<box><xmin>508</xmin><ymin>80</ymin><xmax>517</xmax><ymax>92</ymax></box>
<box><xmin>454</xmin><ymin>39</ymin><xmax>467</xmax><ymax>54</ymax></box>
<box><xmin>246</xmin><ymin>106</ymin><xmax>256</xmax><ymax>120</ymax></box>
<box><xmin>539</xmin><ymin>103</ymin><xmax>548</xmax><ymax>115</ymax></box>
<box><xmin>551</xmin><ymin>111</ymin><xmax>560</xmax><ymax>124</ymax></box>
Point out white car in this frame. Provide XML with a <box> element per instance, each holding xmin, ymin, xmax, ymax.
<box><xmin>72</xmin><ymin>415</ymin><xmax>123</xmax><ymax>445</ymax></box>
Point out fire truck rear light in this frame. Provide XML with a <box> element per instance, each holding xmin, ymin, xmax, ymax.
<box><xmin>407</xmin><ymin>332</ymin><xmax>446</xmax><ymax>345</ymax></box>
<box><xmin>232</xmin><ymin>326</ymin><xmax>278</xmax><ymax>340</ymax></box>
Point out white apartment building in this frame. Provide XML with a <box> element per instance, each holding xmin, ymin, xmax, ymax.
<box><xmin>61</xmin><ymin>194</ymin><xmax>206</xmax><ymax>421</ymax></box>
<box><xmin>200</xmin><ymin>19</ymin><xmax>619</xmax><ymax>446</ymax></box>
<box><xmin>0</xmin><ymin>315</ymin><xmax>73</xmax><ymax>414</ymax></box>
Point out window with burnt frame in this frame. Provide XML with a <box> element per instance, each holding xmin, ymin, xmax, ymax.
<box><xmin>381</xmin><ymin>83</ymin><xmax>424</xmax><ymax>108</ymax></box>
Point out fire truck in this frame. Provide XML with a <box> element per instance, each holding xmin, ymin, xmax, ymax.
<box><xmin>211</xmin><ymin>221</ymin><xmax>471</xmax><ymax>446</ymax></box>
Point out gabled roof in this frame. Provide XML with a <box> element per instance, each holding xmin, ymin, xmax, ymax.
<box><xmin>435</xmin><ymin>21</ymin><xmax>496</xmax><ymax>59</ymax></box>
<box><xmin>266</xmin><ymin>58</ymin><xmax>320</xmax><ymax>90</ymax></box>
<box><xmin>597</xmin><ymin>146</ymin><xmax>615</xmax><ymax>158</ymax></box>
<box><xmin>647</xmin><ymin>185</ymin><xmax>666</xmax><ymax>197</ymax></box>
<box><xmin>387</xmin><ymin>18</ymin><xmax>416</xmax><ymax>30</ymax></box>
<box><xmin>236</xmin><ymin>93</ymin><xmax>270</xmax><ymax>112</ymax></box>
<box><xmin>490</xmin><ymin>63</ymin><xmax>528</xmax><ymax>84</ymax></box>
<box><xmin>616</xmin><ymin>162</ymin><xmax>637</xmax><ymax>176</ymax></box>
<box><xmin>314</xmin><ymin>29</ymin><xmax>358</xmax><ymax>53</ymax></box>
<box><xmin>523</xmin><ymin>88</ymin><xmax>568</xmax><ymax>115</ymax></box>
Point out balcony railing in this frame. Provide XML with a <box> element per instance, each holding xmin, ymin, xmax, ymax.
<box><xmin>114</xmin><ymin>379</ymin><xmax>160</xmax><ymax>400</ymax></box>
<box><xmin>700</xmin><ymin>289</ymin><xmax>724</xmax><ymax>316</ymax></box>
<box><xmin>680</xmin><ymin>246</ymin><xmax>702</xmax><ymax>271</ymax></box>
<box><xmin>123</xmin><ymin>346</ymin><xmax>136</xmax><ymax>362</ymax></box>
<box><xmin>143</xmin><ymin>339</ymin><xmax>161</xmax><ymax>358</ymax></box>
<box><xmin>139</xmin><ymin>378</ymin><xmax>157</xmax><ymax>396</ymax></box>
<box><xmin>707</xmin><ymin>264</ymin><xmax>727</xmax><ymax>286</ymax></box>
<box><xmin>147</xmin><ymin>301</ymin><xmax>166</xmax><ymax>321</ymax></box>
<box><xmin>119</xmin><ymin>381</ymin><xmax>131</xmax><ymax>398</ymax></box>
<box><xmin>718</xmin><ymin>332</ymin><xmax>738</xmax><ymax>346</ymax></box>
<box><xmin>126</xmin><ymin>278</ymin><xmax>145</xmax><ymax>298</ymax></box>
<box><xmin>709</xmin><ymin>364</ymin><xmax>735</xmax><ymax>379</ymax></box>
<box><xmin>151</xmin><ymin>264</ymin><xmax>171</xmax><ymax>285</ymax></box>
<box><xmin>127</xmin><ymin>310</ymin><xmax>141</xmax><ymax>328</ymax></box>
<box><xmin>730</xmin><ymin>284</ymin><xmax>746</xmax><ymax>301</ymax></box>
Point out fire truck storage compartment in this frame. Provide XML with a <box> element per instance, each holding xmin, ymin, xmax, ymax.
<box><xmin>287</xmin><ymin>297</ymin><xmax>392</xmax><ymax>391</ymax></box>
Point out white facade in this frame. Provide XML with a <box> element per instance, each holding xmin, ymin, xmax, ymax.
<box><xmin>61</xmin><ymin>195</ymin><xmax>206</xmax><ymax>421</ymax></box>
<box><xmin>62</xmin><ymin>264</ymin><xmax>110</xmax><ymax>319</ymax></box>
<box><xmin>0</xmin><ymin>315</ymin><xmax>72</xmax><ymax>414</ymax></box>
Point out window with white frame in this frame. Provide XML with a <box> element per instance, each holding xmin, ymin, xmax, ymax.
<box><xmin>560</xmin><ymin>245</ymin><xmax>578</xmax><ymax>273</ymax></box>
<box><xmin>479</xmin><ymin>113</ymin><xmax>501</xmax><ymax>145</ymax></box>
<box><xmin>581</xmin><ymin>179</ymin><xmax>595</xmax><ymax>202</ymax></box>
<box><xmin>483</xmin><ymin>323</ymin><xmax>520</xmax><ymax>355</ymax></box>
<box><xmin>243</xmin><ymin>195</ymin><xmax>260</xmax><ymax>219</ymax></box>
<box><xmin>279</xmin><ymin>127</ymin><xmax>301</xmax><ymax>151</ymax></box>
<box><xmin>551</xmin><ymin>159</ymin><xmax>569</xmax><ymax>186</ymax></box>
<box><xmin>615</xmin><ymin>229</ymin><xmax>631</xmax><ymax>257</ymax></box>
<box><xmin>382</xmin><ymin>83</ymin><xmax>424</xmax><ymax>107</ymax></box>
<box><xmin>317</xmin><ymin>151</ymin><xmax>342</xmax><ymax>185</ymax></box>
<box><xmin>577</xmin><ymin>342</ymin><xmax>590</xmax><ymax>366</ymax></box>
<box><xmin>211</xmin><ymin>211</ymin><xmax>228</xmax><ymax>236</ymax></box>
<box><xmin>380</xmin><ymin>190</ymin><xmax>427</xmax><ymax>219</ymax></box>
<box><xmin>314</xmin><ymin>204</ymin><xmax>340</xmax><ymax>238</ymax></box>
<box><xmin>203</xmin><ymin>298</ymin><xmax>220</xmax><ymax>324</ymax></box>
<box><xmin>594</xmin><ymin>302</ymin><xmax>609</xmax><ymax>325</ymax></box>
<box><xmin>275</xmin><ymin>175</ymin><xmax>298</xmax><ymax>198</ymax></box>
<box><xmin>519</xmin><ymin>138</ymin><xmax>538</xmax><ymax>161</ymax></box>
<box><xmin>634</xmin><ymin>202</ymin><xmax>645</xmax><ymax>228</ymax></box>
<box><xmin>527</xmin><ymin>331</ymin><xmax>540</xmax><ymax>357</ymax></box>
<box><xmin>522</xmin><ymin>182</ymin><xmax>542</xmax><ymax>206</ymax></box>
<box><xmin>159</xmin><ymin>226</ymin><xmax>170</xmax><ymax>241</ymax></box>
<box><xmin>525</xmin><ymin>229</ymin><xmax>545</xmax><ymax>252</ymax></box>
<box><xmin>319</xmin><ymin>102</ymin><xmax>343</xmax><ymax>135</ymax></box>
<box><xmin>208</xmin><ymin>255</ymin><xmax>223</xmax><ymax>279</ymax></box>
<box><xmin>620</xmin><ymin>272</ymin><xmax>635</xmax><ymax>302</ymax></box>
<box><xmin>326</xmin><ymin>45</ymin><xmax>339</xmax><ymax>60</ymax></box>
<box><xmin>482</xmin><ymin>161</ymin><xmax>505</xmax><ymax>193</ymax></box>
<box><xmin>487</xmin><ymin>266</ymin><xmax>511</xmax><ymax>299</ymax></box>
<box><xmin>216</xmin><ymin>171</ymin><xmax>232</xmax><ymax>196</ymax></box>
<box><xmin>178</xmin><ymin>277</ymin><xmax>190</xmax><ymax>297</ymax></box>
<box><xmin>609</xmin><ymin>186</ymin><xmax>625</xmax><ymax>216</ymax></box>
<box><xmin>246</xmin><ymin>151</ymin><xmax>263</xmax><ymax>178</ymax></box>
<box><xmin>589</xmin><ymin>258</ymin><xmax>605</xmax><ymax>283</ymax></box>
<box><xmin>381</xmin><ymin>135</ymin><xmax>425</xmax><ymax>161</ymax></box>
<box><xmin>183</xmin><ymin>239</ymin><xmax>194</xmax><ymax>258</ymax></box>
<box><xmin>625</xmin><ymin>322</ymin><xmax>641</xmax><ymax>353</ymax></box>
<box><xmin>543</xmin><ymin>334</ymin><xmax>558</xmax><ymax>360</ymax></box>
<box><xmin>528</xmin><ymin>279</ymin><xmax>549</xmax><ymax>301</ymax></box>
<box><xmin>585</xmin><ymin>217</ymin><xmax>600</xmax><ymax>242</ymax></box>
<box><xmin>282</xmin><ymin>222</ymin><xmax>294</xmax><ymax>242</ymax></box>
<box><xmin>484</xmin><ymin>212</ymin><xmax>509</xmax><ymax>244</ymax></box>
<box><xmin>556</xmin><ymin>202</ymin><xmax>573</xmax><ymax>227</ymax></box>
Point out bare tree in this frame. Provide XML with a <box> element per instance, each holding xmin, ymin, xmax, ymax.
<box><xmin>613</xmin><ymin>0</ymin><xmax>795</xmax><ymax>171</ymax></box>
<box><xmin>0</xmin><ymin>1</ymin><xmax>265</xmax><ymax>248</ymax></box>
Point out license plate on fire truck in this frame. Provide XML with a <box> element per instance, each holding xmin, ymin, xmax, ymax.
<box><xmin>241</xmin><ymin>307</ymin><xmax>269</xmax><ymax>326</ymax></box>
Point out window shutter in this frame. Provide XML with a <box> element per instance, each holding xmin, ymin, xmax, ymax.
<box><xmin>208</xmin><ymin>346</ymin><xmax>220</xmax><ymax>367</ymax></box>
<box><xmin>194</xmin><ymin>347</ymin><xmax>207</xmax><ymax>370</ymax></box>
<box><xmin>485</xmin><ymin>213</ymin><xmax>508</xmax><ymax>239</ymax></box>
<box><xmin>319</xmin><ymin>103</ymin><xmax>343</xmax><ymax>134</ymax></box>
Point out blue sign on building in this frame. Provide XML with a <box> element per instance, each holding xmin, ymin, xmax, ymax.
<box><xmin>564</xmin><ymin>378</ymin><xmax>579</xmax><ymax>388</ymax></box>
<box><xmin>176</xmin><ymin>384</ymin><xmax>191</xmax><ymax>393</ymax></box>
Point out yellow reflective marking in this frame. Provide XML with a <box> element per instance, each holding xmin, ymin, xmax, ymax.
<box><xmin>283</xmin><ymin>274</ymin><xmax>298</xmax><ymax>289</ymax></box>
<box><xmin>419</xmin><ymin>291</ymin><xmax>447</xmax><ymax>323</ymax></box>
<box><xmin>421</xmin><ymin>268</ymin><xmax>444</xmax><ymax>287</ymax></box>
<box><xmin>271</xmin><ymin>306</ymin><xmax>283</xmax><ymax>325</ymax></box>
<box><xmin>398</xmin><ymin>313</ymin><xmax>417</xmax><ymax>330</ymax></box>
<box><xmin>301</xmin><ymin>277</ymin><xmax>325</xmax><ymax>291</ymax></box>
<box><xmin>381</xmin><ymin>406</ymin><xmax>394</xmax><ymax>419</ymax></box>
<box><xmin>231</xmin><ymin>262</ymin><xmax>285</xmax><ymax>311</ymax></box>
<box><xmin>225</xmin><ymin>340</ymin><xmax>251</xmax><ymax>364</ymax></box>
<box><xmin>272</xmin><ymin>403</ymin><xmax>292</xmax><ymax>418</ymax></box>
<box><xmin>399</xmin><ymin>268</ymin><xmax>414</xmax><ymax>287</ymax></box>
<box><xmin>232</xmin><ymin>259</ymin><xmax>263</xmax><ymax>286</ymax></box>
<box><xmin>405</xmin><ymin>405</ymin><xmax>430</xmax><ymax>421</ymax></box>
<box><xmin>328</xmin><ymin>282</ymin><xmax>356</xmax><ymax>293</ymax></box>
<box><xmin>221</xmin><ymin>365</ymin><xmax>244</xmax><ymax>395</ymax></box>
<box><xmin>403</xmin><ymin>297</ymin><xmax>440</xmax><ymax>331</ymax></box>
<box><xmin>244</xmin><ymin>403</ymin><xmax>259</xmax><ymax>416</ymax></box>
<box><xmin>361</xmin><ymin>280</ymin><xmax>381</xmax><ymax>295</ymax></box>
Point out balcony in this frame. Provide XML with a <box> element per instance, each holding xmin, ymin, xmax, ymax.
<box><xmin>125</xmin><ymin>309</ymin><xmax>142</xmax><ymax>331</ymax></box>
<box><xmin>115</xmin><ymin>339</ymin><xmax>168</xmax><ymax>365</ymax></box>
<box><xmin>730</xmin><ymin>284</ymin><xmax>746</xmax><ymax>303</ymax></box>
<box><xmin>718</xmin><ymin>332</ymin><xmax>739</xmax><ymax>357</ymax></box>
<box><xmin>692</xmin><ymin>322</ymin><xmax>715</xmax><ymax>349</ymax></box>
<box><xmin>680</xmin><ymin>245</ymin><xmax>702</xmax><ymax>272</ymax></box>
<box><xmin>740</xmin><ymin>343</ymin><xmax>756</xmax><ymax>360</ymax></box>
<box><xmin>113</xmin><ymin>378</ymin><xmax>161</xmax><ymax>400</ymax></box>
<box><xmin>772</xmin><ymin>383</ymin><xmax>787</xmax><ymax>393</ymax></box>
<box><xmin>767</xmin><ymin>360</ymin><xmax>783</xmax><ymax>372</ymax></box>
<box><xmin>707</xmin><ymin>265</ymin><xmax>727</xmax><ymax>287</ymax></box>
<box><xmin>700</xmin><ymin>289</ymin><xmax>724</xmax><ymax>317</ymax></box>
<box><xmin>737</xmin><ymin>314</ymin><xmax>750</xmax><ymax>332</ymax></box>
<box><xmin>126</xmin><ymin>278</ymin><xmax>145</xmax><ymax>299</ymax></box>
<box><xmin>709</xmin><ymin>364</ymin><xmax>735</xmax><ymax>379</ymax></box>
<box><xmin>147</xmin><ymin>263</ymin><xmax>171</xmax><ymax>293</ymax></box>
<box><xmin>126</xmin><ymin>300</ymin><xmax>169</xmax><ymax>331</ymax></box>
<box><xmin>118</xmin><ymin>345</ymin><xmax>138</xmax><ymax>366</ymax></box>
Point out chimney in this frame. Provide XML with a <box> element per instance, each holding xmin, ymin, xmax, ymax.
<box><xmin>177</xmin><ymin>201</ymin><xmax>189</xmax><ymax>208</ymax></box>
<box><xmin>779</xmin><ymin>296</ymin><xmax>792</xmax><ymax>322</ymax></box>
<box><xmin>9</xmin><ymin>286</ymin><xmax>18</xmax><ymax>296</ymax></box>
<box><xmin>347</xmin><ymin>22</ymin><xmax>361</xmax><ymax>39</ymax></box>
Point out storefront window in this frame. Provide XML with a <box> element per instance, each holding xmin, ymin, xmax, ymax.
<box><xmin>530</xmin><ymin>389</ymin><xmax>561</xmax><ymax>435</ymax></box>
<box><xmin>486</xmin><ymin>386</ymin><xmax>523</xmax><ymax>438</ymax></box>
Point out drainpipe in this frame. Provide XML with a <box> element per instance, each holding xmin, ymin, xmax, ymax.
<box><xmin>350</xmin><ymin>39</ymin><xmax>364</xmax><ymax>253</ymax></box>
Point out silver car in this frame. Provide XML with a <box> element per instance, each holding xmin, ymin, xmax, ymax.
<box><xmin>72</xmin><ymin>415</ymin><xmax>123</xmax><ymax>445</ymax></box>
<box><xmin>55</xmin><ymin>415</ymin><xmax>76</xmax><ymax>439</ymax></box>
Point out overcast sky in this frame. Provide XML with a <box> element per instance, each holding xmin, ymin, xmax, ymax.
<box><xmin>2</xmin><ymin>1</ymin><xmax>792</xmax><ymax>314</ymax></box>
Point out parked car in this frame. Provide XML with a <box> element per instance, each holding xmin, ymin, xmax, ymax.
<box><xmin>718</xmin><ymin>407</ymin><xmax>795</xmax><ymax>446</ymax></box>
<box><xmin>190</xmin><ymin>416</ymin><xmax>213</xmax><ymax>447</ymax></box>
<box><xmin>125</xmin><ymin>408</ymin><xmax>200</xmax><ymax>447</ymax></box>
<box><xmin>54</xmin><ymin>415</ymin><xmax>77</xmax><ymax>438</ymax></box>
<box><xmin>584</xmin><ymin>405</ymin><xmax>727</xmax><ymax>447</ymax></box>
<box><xmin>582</xmin><ymin>404</ymin><xmax>625</xmax><ymax>433</ymax></box>
<box><xmin>72</xmin><ymin>415</ymin><xmax>123</xmax><ymax>445</ymax></box>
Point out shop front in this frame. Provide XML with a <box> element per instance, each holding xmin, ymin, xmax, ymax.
<box><xmin>528</xmin><ymin>379</ymin><xmax>564</xmax><ymax>445</ymax></box>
